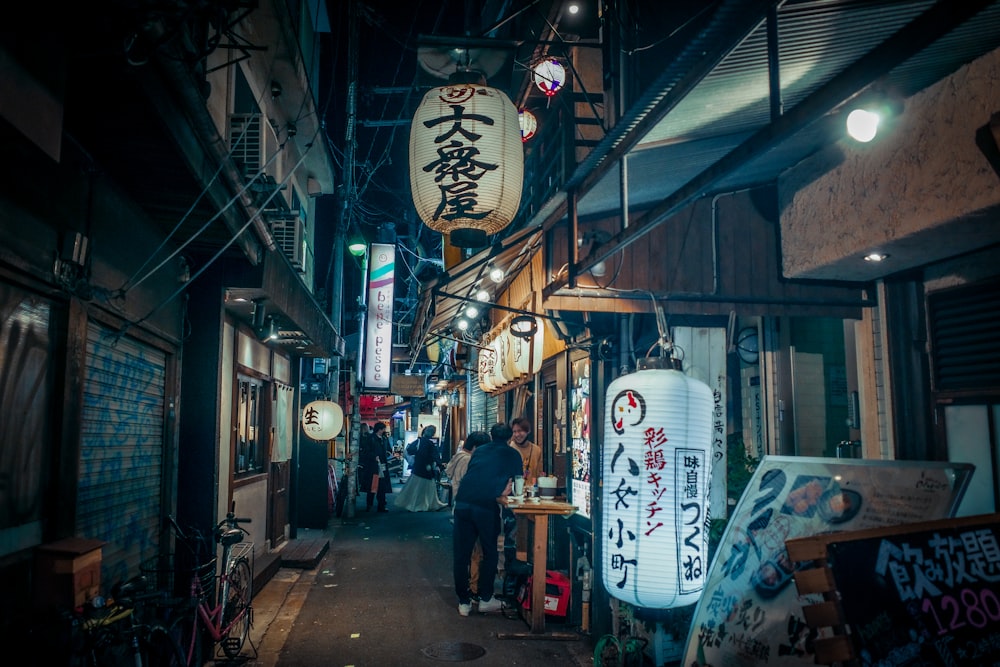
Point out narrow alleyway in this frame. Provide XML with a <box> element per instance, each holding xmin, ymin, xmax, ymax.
<box><xmin>241</xmin><ymin>478</ymin><xmax>595</xmax><ymax>667</ymax></box>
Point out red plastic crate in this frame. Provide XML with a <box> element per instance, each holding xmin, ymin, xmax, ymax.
<box><xmin>520</xmin><ymin>570</ymin><xmax>570</xmax><ymax>617</ymax></box>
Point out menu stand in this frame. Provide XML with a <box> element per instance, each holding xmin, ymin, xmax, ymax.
<box><xmin>496</xmin><ymin>498</ymin><xmax>580</xmax><ymax>641</ymax></box>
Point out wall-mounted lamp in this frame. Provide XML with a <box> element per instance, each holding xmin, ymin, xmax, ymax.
<box><xmin>257</xmin><ymin>315</ymin><xmax>279</xmax><ymax>342</ymax></box>
<box><xmin>845</xmin><ymin>96</ymin><xmax>903</xmax><ymax>143</ymax></box>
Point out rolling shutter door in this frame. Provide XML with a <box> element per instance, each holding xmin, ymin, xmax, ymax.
<box><xmin>78</xmin><ymin>321</ymin><xmax>167</xmax><ymax>585</ymax></box>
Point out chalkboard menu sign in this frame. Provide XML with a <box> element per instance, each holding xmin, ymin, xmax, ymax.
<box><xmin>826</xmin><ymin>514</ymin><xmax>1000</xmax><ymax>666</ymax></box>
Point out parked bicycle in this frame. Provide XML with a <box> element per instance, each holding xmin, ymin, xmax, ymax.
<box><xmin>144</xmin><ymin>507</ymin><xmax>254</xmax><ymax>665</ymax></box>
<box><xmin>70</xmin><ymin>574</ymin><xmax>186</xmax><ymax>666</ymax></box>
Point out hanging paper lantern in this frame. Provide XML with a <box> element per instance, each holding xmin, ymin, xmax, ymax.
<box><xmin>301</xmin><ymin>400</ymin><xmax>345</xmax><ymax>440</ymax></box>
<box><xmin>600</xmin><ymin>365</ymin><xmax>713</xmax><ymax>609</ymax></box>
<box><xmin>492</xmin><ymin>336</ymin><xmax>510</xmax><ymax>387</ymax></box>
<box><xmin>518</xmin><ymin>109</ymin><xmax>537</xmax><ymax>142</ymax></box>
<box><xmin>511</xmin><ymin>316</ymin><xmax>544</xmax><ymax>376</ymax></box>
<box><xmin>532</xmin><ymin>58</ymin><xmax>566</xmax><ymax>97</ymax></box>
<box><xmin>478</xmin><ymin>344</ymin><xmax>498</xmax><ymax>392</ymax></box>
<box><xmin>409</xmin><ymin>81</ymin><xmax>523</xmax><ymax>249</ymax></box>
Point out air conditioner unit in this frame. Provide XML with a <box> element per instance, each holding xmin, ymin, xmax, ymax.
<box><xmin>230</xmin><ymin>113</ymin><xmax>278</xmax><ymax>180</ymax></box>
<box><xmin>271</xmin><ymin>215</ymin><xmax>306</xmax><ymax>271</ymax></box>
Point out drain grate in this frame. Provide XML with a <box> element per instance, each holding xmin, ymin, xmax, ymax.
<box><xmin>421</xmin><ymin>641</ymin><xmax>487</xmax><ymax>662</ymax></box>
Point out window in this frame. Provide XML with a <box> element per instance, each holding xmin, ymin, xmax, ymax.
<box><xmin>236</xmin><ymin>375</ymin><xmax>268</xmax><ymax>476</ymax></box>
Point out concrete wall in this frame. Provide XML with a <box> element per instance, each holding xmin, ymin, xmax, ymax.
<box><xmin>780</xmin><ymin>47</ymin><xmax>1000</xmax><ymax>281</ymax></box>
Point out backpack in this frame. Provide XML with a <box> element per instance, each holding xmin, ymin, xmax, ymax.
<box><xmin>406</xmin><ymin>438</ymin><xmax>419</xmax><ymax>456</ymax></box>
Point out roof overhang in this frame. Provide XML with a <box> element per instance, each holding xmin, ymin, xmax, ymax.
<box><xmin>408</xmin><ymin>225</ymin><xmax>545</xmax><ymax>364</ymax></box>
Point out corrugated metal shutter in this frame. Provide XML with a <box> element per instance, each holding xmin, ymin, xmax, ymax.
<box><xmin>469</xmin><ymin>381</ymin><xmax>486</xmax><ymax>433</ymax></box>
<box><xmin>928</xmin><ymin>279</ymin><xmax>1000</xmax><ymax>392</ymax></box>
<box><xmin>79</xmin><ymin>321</ymin><xmax>167</xmax><ymax>586</ymax></box>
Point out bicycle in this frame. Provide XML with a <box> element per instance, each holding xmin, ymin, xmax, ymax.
<box><xmin>71</xmin><ymin>574</ymin><xmax>187</xmax><ymax>666</ymax></box>
<box><xmin>146</xmin><ymin>507</ymin><xmax>254</xmax><ymax>665</ymax></box>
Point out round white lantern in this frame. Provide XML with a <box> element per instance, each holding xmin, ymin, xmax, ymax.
<box><xmin>532</xmin><ymin>58</ymin><xmax>566</xmax><ymax>97</ymax></box>
<box><xmin>409</xmin><ymin>81</ymin><xmax>523</xmax><ymax>249</ymax></box>
<box><xmin>301</xmin><ymin>400</ymin><xmax>345</xmax><ymax>440</ymax></box>
<box><xmin>600</xmin><ymin>366</ymin><xmax>713</xmax><ymax>609</ymax></box>
<box><xmin>518</xmin><ymin>109</ymin><xmax>537</xmax><ymax>142</ymax></box>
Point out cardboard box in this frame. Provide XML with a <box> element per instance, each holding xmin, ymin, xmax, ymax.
<box><xmin>33</xmin><ymin>537</ymin><xmax>105</xmax><ymax>610</ymax></box>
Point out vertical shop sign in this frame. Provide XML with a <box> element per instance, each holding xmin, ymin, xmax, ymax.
<box><xmin>363</xmin><ymin>243</ymin><xmax>395</xmax><ymax>392</ymax></box>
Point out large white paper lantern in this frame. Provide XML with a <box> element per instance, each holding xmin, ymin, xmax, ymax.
<box><xmin>600</xmin><ymin>365</ymin><xmax>713</xmax><ymax>609</ymax></box>
<box><xmin>409</xmin><ymin>81</ymin><xmax>523</xmax><ymax>249</ymax></box>
<box><xmin>301</xmin><ymin>400</ymin><xmax>344</xmax><ymax>440</ymax></box>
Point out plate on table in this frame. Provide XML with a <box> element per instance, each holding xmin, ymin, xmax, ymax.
<box><xmin>508</xmin><ymin>496</ymin><xmax>524</xmax><ymax>503</ymax></box>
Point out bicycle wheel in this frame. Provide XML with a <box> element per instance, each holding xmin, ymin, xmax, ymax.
<box><xmin>220</xmin><ymin>557</ymin><xmax>252</xmax><ymax>659</ymax></box>
<box><xmin>141</xmin><ymin>624</ymin><xmax>187</xmax><ymax>667</ymax></box>
<box><xmin>172</xmin><ymin>611</ymin><xmax>202</xmax><ymax>667</ymax></box>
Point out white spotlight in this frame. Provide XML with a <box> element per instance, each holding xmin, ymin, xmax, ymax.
<box><xmin>846</xmin><ymin>109</ymin><xmax>880</xmax><ymax>143</ymax></box>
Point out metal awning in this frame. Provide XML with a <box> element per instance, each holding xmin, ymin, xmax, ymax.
<box><xmin>408</xmin><ymin>224</ymin><xmax>545</xmax><ymax>363</ymax></box>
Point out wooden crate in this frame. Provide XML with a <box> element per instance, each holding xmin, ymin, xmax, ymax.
<box><xmin>33</xmin><ymin>537</ymin><xmax>105</xmax><ymax>610</ymax></box>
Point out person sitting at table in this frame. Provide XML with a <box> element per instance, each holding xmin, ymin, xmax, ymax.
<box><xmin>452</xmin><ymin>423</ymin><xmax>522</xmax><ymax>617</ymax></box>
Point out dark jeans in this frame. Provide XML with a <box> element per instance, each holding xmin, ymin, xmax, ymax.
<box><xmin>366</xmin><ymin>490</ymin><xmax>386</xmax><ymax>510</ymax></box>
<box><xmin>453</xmin><ymin>501</ymin><xmax>502</xmax><ymax>604</ymax></box>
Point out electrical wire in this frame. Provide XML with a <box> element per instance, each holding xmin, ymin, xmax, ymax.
<box><xmin>118</xmin><ymin>132</ymin><xmax>319</xmax><ymax>336</ymax></box>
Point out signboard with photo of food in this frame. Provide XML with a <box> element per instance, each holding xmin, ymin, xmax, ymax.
<box><xmin>682</xmin><ymin>456</ymin><xmax>974</xmax><ymax>667</ymax></box>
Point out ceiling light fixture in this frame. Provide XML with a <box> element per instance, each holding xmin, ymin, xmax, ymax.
<box><xmin>864</xmin><ymin>252</ymin><xmax>890</xmax><ymax>262</ymax></box>
<box><xmin>489</xmin><ymin>265</ymin><xmax>505</xmax><ymax>283</ymax></box>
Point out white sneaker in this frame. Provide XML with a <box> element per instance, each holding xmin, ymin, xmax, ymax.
<box><xmin>458</xmin><ymin>602</ymin><xmax>472</xmax><ymax>617</ymax></box>
<box><xmin>477</xmin><ymin>596</ymin><xmax>503</xmax><ymax>613</ymax></box>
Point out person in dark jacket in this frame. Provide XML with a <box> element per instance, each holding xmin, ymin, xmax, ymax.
<box><xmin>360</xmin><ymin>421</ymin><xmax>392</xmax><ymax>512</ymax></box>
<box><xmin>452</xmin><ymin>422</ymin><xmax>523</xmax><ymax>616</ymax></box>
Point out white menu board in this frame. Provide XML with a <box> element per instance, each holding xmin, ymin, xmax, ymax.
<box><xmin>682</xmin><ymin>456</ymin><xmax>973</xmax><ymax>666</ymax></box>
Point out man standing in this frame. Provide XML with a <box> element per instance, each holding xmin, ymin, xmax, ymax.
<box><xmin>361</xmin><ymin>421</ymin><xmax>392</xmax><ymax>512</ymax></box>
<box><xmin>509</xmin><ymin>417</ymin><xmax>542</xmax><ymax>485</ymax></box>
<box><xmin>503</xmin><ymin>417</ymin><xmax>543</xmax><ymax>565</ymax></box>
<box><xmin>452</xmin><ymin>423</ymin><xmax>522</xmax><ymax>616</ymax></box>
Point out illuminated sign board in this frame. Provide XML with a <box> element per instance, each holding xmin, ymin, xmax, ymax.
<box><xmin>363</xmin><ymin>243</ymin><xmax>395</xmax><ymax>392</ymax></box>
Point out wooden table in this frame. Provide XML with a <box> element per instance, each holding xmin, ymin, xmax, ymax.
<box><xmin>496</xmin><ymin>497</ymin><xmax>578</xmax><ymax>640</ymax></box>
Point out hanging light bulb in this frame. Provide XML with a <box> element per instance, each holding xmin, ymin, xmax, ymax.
<box><xmin>465</xmin><ymin>304</ymin><xmax>480</xmax><ymax>319</ymax></box>
<box><xmin>489</xmin><ymin>265</ymin><xmax>505</xmax><ymax>283</ymax></box>
<box><xmin>475</xmin><ymin>289</ymin><xmax>490</xmax><ymax>302</ymax></box>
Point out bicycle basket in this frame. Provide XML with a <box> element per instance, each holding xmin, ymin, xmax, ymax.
<box><xmin>140</xmin><ymin>553</ymin><xmax>217</xmax><ymax>597</ymax></box>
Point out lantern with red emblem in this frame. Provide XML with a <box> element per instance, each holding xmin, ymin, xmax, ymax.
<box><xmin>600</xmin><ymin>359</ymin><xmax>713</xmax><ymax>609</ymax></box>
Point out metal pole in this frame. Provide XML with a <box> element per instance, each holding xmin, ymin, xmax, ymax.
<box><xmin>338</xmin><ymin>0</ymin><xmax>360</xmax><ymax>518</ymax></box>
<box><xmin>344</xmin><ymin>246</ymin><xmax>368</xmax><ymax>519</ymax></box>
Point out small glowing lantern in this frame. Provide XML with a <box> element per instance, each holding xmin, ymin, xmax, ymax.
<box><xmin>409</xmin><ymin>77</ymin><xmax>523</xmax><ymax>249</ymax></box>
<box><xmin>532</xmin><ymin>58</ymin><xmax>566</xmax><ymax>97</ymax></box>
<box><xmin>518</xmin><ymin>109</ymin><xmax>537</xmax><ymax>142</ymax></box>
<box><xmin>600</xmin><ymin>361</ymin><xmax>713</xmax><ymax>609</ymax></box>
<box><xmin>478</xmin><ymin>344</ymin><xmax>498</xmax><ymax>392</ymax></box>
<box><xmin>510</xmin><ymin>316</ymin><xmax>543</xmax><ymax>376</ymax></box>
<box><xmin>301</xmin><ymin>400</ymin><xmax>345</xmax><ymax>440</ymax></box>
<box><xmin>492</xmin><ymin>336</ymin><xmax>510</xmax><ymax>387</ymax></box>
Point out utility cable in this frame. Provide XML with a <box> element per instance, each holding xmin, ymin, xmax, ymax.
<box><xmin>117</xmin><ymin>132</ymin><xmax>317</xmax><ymax>336</ymax></box>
